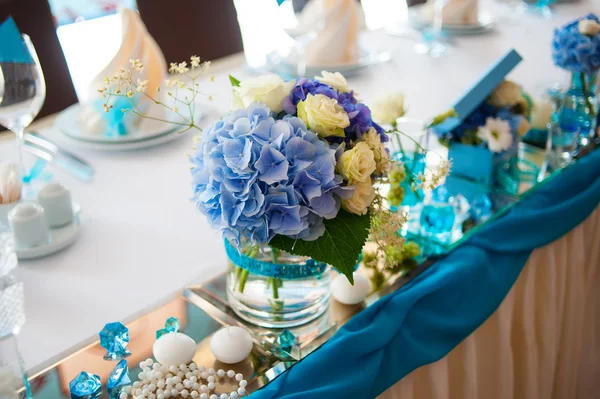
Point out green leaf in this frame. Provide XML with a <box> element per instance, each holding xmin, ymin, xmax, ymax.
<box><xmin>229</xmin><ymin>75</ymin><xmax>241</xmax><ymax>87</ymax></box>
<box><xmin>269</xmin><ymin>210</ymin><xmax>371</xmax><ymax>284</ymax></box>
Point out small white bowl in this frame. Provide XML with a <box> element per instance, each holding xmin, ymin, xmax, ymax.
<box><xmin>8</xmin><ymin>203</ymin><xmax>49</xmax><ymax>248</ymax></box>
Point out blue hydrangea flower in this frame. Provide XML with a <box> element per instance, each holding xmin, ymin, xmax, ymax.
<box><xmin>191</xmin><ymin>102</ymin><xmax>343</xmax><ymax>246</ymax></box>
<box><xmin>552</xmin><ymin>13</ymin><xmax>600</xmax><ymax>75</ymax></box>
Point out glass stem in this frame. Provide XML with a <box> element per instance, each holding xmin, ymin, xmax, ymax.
<box><xmin>14</xmin><ymin>127</ymin><xmax>26</xmax><ymax>181</ymax></box>
<box><xmin>0</xmin><ymin>334</ymin><xmax>32</xmax><ymax>399</ymax></box>
<box><xmin>580</xmin><ymin>72</ymin><xmax>595</xmax><ymax>117</ymax></box>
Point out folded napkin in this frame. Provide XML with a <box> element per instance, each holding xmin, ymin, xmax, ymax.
<box><xmin>80</xmin><ymin>8</ymin><xmax>167</xmax><ymax>137</ymax></box>
<box><xmin>0</xmin><ymin>17</ymin><xmax>33</xmax><ymax>64</ymax></box>
<box><xmin>422</xmin><ymin>0</ymin><xmax>479</xmax><ymax>25</ymax></box>
<box><xmin>300</xmin><ymin>0</ymin><xmax>365</xmax><ymax>67</ymax></box>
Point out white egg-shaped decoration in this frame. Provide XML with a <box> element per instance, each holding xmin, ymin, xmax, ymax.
<box><xmin>210</xmin><ymin>327</ymin><xmax>253</xmax><ymax>364</ymax></box>
<box><xmin>331</xmin><ymin>272</ymin><xmax>370</xmax><ymax>305</ymax></box>
<box><xmin>153</xmin><ymin>332</ymin><xmax>196</xmax><ymax>367</ymax></box>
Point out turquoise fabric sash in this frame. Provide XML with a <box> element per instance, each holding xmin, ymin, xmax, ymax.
<box><xmin>250</xmin><ymin>148</ymin><xmax>600</xmax><ymax>398</ymax></box>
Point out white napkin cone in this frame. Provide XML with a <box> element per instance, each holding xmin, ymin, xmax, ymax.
<box><xmin>422</xmin><ymin>0</ymin><xmax>479</xmax><ymax>25</ymax></box>
<box><xmin>80</xmin><ymin>7</ymin><xmax>167</xmax><ymax>135</ymax></box>
<box><xmin>300</xmin><ymin>0</ymin><xmax>366</xmax><ymax>67</ymax></box>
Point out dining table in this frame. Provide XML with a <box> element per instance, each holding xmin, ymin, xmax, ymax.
<box><xmin>1</xmin><ymin>0</ymin><xmax>600</xmax><ymax>397</ymax></box>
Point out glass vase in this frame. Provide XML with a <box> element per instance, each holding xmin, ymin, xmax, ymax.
<box><xmin>553</xmin><ymin>72</ymin><xmax>597</xmax><ymax>160</ymax></box>
<box><xmin>225</xmin><ymin>240</ymin><xmax>331</xmax><ymax>328</ymax></box>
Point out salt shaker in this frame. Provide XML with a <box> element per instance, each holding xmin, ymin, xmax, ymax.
<box><xmin>38</xmin><ymin>183</ymin><xmax>73</xmax><ymax>228</ymax></box>
<box><xmin>8</xmin><ymin>203</ymin><xmax>49</xmax><ymax>248</ymax></box>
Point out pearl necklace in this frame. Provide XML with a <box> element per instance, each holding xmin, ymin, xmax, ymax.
<box><xmin>120</xmin><ymin>359</ymin><xmax>247</xmax><ymax>399</ymax></box>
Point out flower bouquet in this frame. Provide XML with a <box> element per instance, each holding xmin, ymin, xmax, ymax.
<box><xmin>552</xmin><ymin>13</ymin><xmax>600</xmax><ymax>150</ymax></box>
<box><xmin>102</xmin><ymin>61</ymin><xmax>438</xmax><ymax>326</ymax></box>
<box><xmin>431</xmin><ymin>80</ymin><xmax>530</xmax><ymax>196</ymax></box>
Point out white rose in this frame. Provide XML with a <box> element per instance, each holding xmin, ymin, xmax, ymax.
<box><xmin>297</xmin><ymin>94</ymin><xmax>350</xmax><ymax>138</ymax></box>
<box><xmin>315</xmin><ymin>71</ymin><xmax>351</xmax><ymax>93</ymax></box>
<box><xmin>530</xmin><ymin>99</ymin><xmax>553</xmax><ymax>129</ymax></box>
<box><xmin>488</xmin><ymin>80</ymin><xmax>524</xmax><ymax>108</ymax></box>
<box><xmin>232</xmin><ymin>75</ymin><xmax>294</xmax><ymax>113</ymax></box>
<box><xmin>359</xmin><ymin>128</ymin><xmax>389</xmax><ymax>173</ymax></box>
<box><xmin>342</xmin><ymin>181</ymin><xmax>376</xmax><ymax>215</ymax></box>
<box><xmin>579</xmin><ymin>19</ymin><xmax>600</xmax><ymax>36</ymax></box>
<box><xmin>371</xmin><ymin>92</ymin><xmax>406</xmax><ymax>125</ymax></box>
<box><xmin>337</xmin><ymin>142</ymin><xmax>377</xmax><ymax>183</ymax></box>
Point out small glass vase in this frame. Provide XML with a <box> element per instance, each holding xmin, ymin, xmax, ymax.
<box><xmin>225</xmin><ymin>240</ymin><xmax>331</xmax><ymax>328</ymax></box>
<box><xmin>553</xmin><ymin>72</ymin><xmax>597</xmax><ymax>161</ymax></box>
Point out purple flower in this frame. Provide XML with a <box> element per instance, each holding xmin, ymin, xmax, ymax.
<box><xmin>338</xmin><ymin>91</ymin><xmax>389</xmax><ymax>143</ymax></box>
<box><xmin>282</xmin><ymin>78</ymin><xmax>339</xmax><ymax>114</ymax></box>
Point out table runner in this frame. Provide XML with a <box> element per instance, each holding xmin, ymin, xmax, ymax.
<box><xmin>249</xmin><ymin>149</ymin><xmax>600</xmax><ymax>399</ymax></box>
<box><xmin>380</xmin><ymin>206</ymin><xmax>600</xmax><ymax>398</ymax></box>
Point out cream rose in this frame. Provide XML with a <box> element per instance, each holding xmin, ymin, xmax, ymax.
<box><xmin>579</xmin><ymin>19</ymin><xmax>600</xmax><ymax>36</ymax></box>
<box><xmin>530</xmin><ymin>99</ymin><xmax>553</xmax><ymax>129</ymax></box>
<box><xmin>297</xmin><ymin>94</ymin><xmax>350</xmax><ymax>138</ymax></box>
<box><xmin>342</xmin><ymin>181</ymin><xmax>376</xmax><ymax>215</ymax></box>
<box><xmin>232</xmin><ymin>75</ymin><xmax>294</xmax><ymax>113</ymax></box>
<box><xmin>337</xmin><ymin>142</ymin><xmax>377</xmax><ymax>183</ymax></box>
<box><xmin>488</xmin><ymin>80</ymin><xmax>524</xmax><ymax>108</ymax></box>
<box><xmin>371</xmin><ymin>92</ymin><xmax>406</xmax><ymax>125</ymax></box>
<box><xmin>359</xmin><ymin>128</ymin><xmax>389</xmax><ymax>173</ymax></box>
<box><xmin>315</xmin><ymin>71</ymin><xmax>351</xmax><ymax>93</ymax></box>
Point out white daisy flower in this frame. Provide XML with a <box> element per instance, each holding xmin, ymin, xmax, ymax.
<box><xmin>477</xmin><ymin>117</ymin><xmax>513</xmax><ymax>153</ymax></box>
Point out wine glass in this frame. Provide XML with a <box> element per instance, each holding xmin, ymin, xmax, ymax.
<box><xmin>0</xmin><ymin>34</ymin><xmax>46</xmax><ymax>187</ymax></box>
<box><xmin>415</xmin><ymin>0</ymin><xmax>450</xmax><ymax>57</ymax></box>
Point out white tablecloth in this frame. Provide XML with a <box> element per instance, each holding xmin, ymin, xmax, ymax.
<box><xmin>0</xmin><ymin>0</ymin><xmax>598</xmax><ymax>374</ymax></box>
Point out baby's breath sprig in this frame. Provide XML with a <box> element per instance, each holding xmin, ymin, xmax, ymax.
<box><xmin>99</xmin><ymin>56</ymin><xmax>213</xmax><ymax>134</ymax></box>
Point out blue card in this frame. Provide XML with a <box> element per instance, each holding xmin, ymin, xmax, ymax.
<box><xmin>0</xmin><ymin>17</ymin><xmax>34</xmax><ymax>64</ymax></box>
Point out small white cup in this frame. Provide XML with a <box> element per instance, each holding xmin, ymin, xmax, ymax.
<box><xmin>38</xmin><ymin>183</ymin><xmax>73</xmax><ymax>228</ymax></box>
<box><xmin>9</xmin><ymin>203</ymin><xmax>49</xmax><ymax>248</ymax></box>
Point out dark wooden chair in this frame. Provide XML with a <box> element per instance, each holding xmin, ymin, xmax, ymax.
<box><xmin>0</xmin><ymin>0</ymin><xmax>78</xmax><ymax>120</ymax></box>
<box><xmin>136</xmin><ymin>0</ymin><xmax>244</xmax><ymax>64</ymax></box>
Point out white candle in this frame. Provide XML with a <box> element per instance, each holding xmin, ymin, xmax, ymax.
<box><xmin>8</xmin><ymin>203</ymin><xmax>49</xmax><ymax>248</ymax></box>
<box><xmin>331</xmin><ymin>272</ymin><xmax>370</xmax><ymax>305</ymax></box>
<box><xmin>210</xmin><ymin>326</ymin><xmax>253</xmax><ymax>364</ymax></box>
<box><xmin>153</xmin><ymin>332</ymin><xmax>197</xmax><ymax>367</ymax></box>
<box><xmin>38</xmin><ymin>182</ymin><xmax>73</xmax><ymax>228</ymax></box>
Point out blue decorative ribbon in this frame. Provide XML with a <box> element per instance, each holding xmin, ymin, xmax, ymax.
<box><xmin>224</xmin><ymin>239</ymin><xmax>328</xmax><ymax>280</ymax></box>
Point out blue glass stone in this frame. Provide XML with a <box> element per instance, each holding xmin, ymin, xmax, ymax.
<box><xmin>165</xmin><ymin>317</ymin><xmax>180</xmax><ymax>333</ymax></box>
<box><xmin>420</xmin><ymin>204</ymin><xmax>455</xmax><ymax>234</ymax></box>
<box><xmin>69</xmin><ymin>371</ymin><xmax>102</xmax><ymax>399</ymax></box>
<box><xmin>107</xmin><ymin>360</ymin><xmax>131</xmax><ymax>399</ymax></box>
<box><xmin>156</xmin><ymin>317</ymin><xmax>181</xmax><ymax>339</ymax></box>
<box><xmin>156</xmin><ymin>328</ymin><xmax>170</xmax><ymax>339</ymax></box>
<box><xmin>470</xmin><ymin>194</ymin><xmax>493</xmax><ymax>222</ymax></box>
<box><xmin>276</xmin><ymin>329</ymin><xmax>295</xmax><ymax>352</ymax></box>
<box><xmin>99</xmin><ymin>322</ymin><xmax>131</xmax><ymax>360</ymax></box>
<box><xmin>431</xmin><ymin>185</ymin><xmax>451</xmax><ymax>203</ymax></box>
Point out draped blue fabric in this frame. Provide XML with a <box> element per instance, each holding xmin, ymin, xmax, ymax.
<box><xmin>250</xmin><ymin>149</ymin><xmax>600</xmax><ymax>399</ymax></box>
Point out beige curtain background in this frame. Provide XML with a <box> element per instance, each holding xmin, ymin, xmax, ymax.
<box><xmin>380</xmin><ymin>206</ymin><xmax>600</xmax><ymax>399</ymax></box>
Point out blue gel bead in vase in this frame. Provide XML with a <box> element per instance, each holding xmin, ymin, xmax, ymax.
<box><xmin>420</xmin><ymin>204</ymin><xmax>455</xmax><ymax>235</ymax></box>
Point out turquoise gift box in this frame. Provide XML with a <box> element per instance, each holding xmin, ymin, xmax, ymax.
<box><xmin>435</xmin><ymin>49</ymin><xmax>523</xmax><ymax>201</ymax></box>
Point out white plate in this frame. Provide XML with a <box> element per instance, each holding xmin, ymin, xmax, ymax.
<box><xmin>17</xmin><ymin>204</ymin><xmax>81</xmax><ymax>260</ymax></box>
<box><xmin>409</xmin><ymin>6</ymin><xmax>496</xmax><ymax>35</ymax></box>
<box><xmin>55</xmin><ymin>104</ymin><xmax>202</xmax><ymax>151</ymax></box>
<box><xmin>265</xmin><ymin>49</ymin><xmax>392</xmax><ymax>78</ymax></box>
